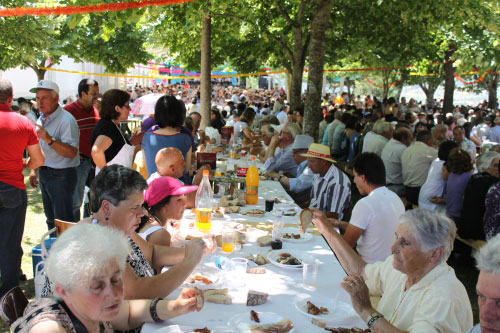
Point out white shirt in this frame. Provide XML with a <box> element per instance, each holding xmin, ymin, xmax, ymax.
<box><xmin>364</xmin><ymin>134</ymin><xmax>389</xmax><ymax>156</ymax></box>
<box><xmin>362</xmin><ymin>131</ymin><xmax>377</xmax><ymax>153</ymax></box>
<box><xmin>365</xmin><ymin>256</ymin><xmax>473</xmax><ymax>332</ymax></box>
<box><xmin>275</xmin><ymin>111</ymin><xmax>288</xmax><ymax>125</ymax></box>
<box><xmin>401</xmin><ymin>142</ymin><xmax>438</xmax><ymax>187</ymax></box>
<box><xmin>418</xmin><ymin>159</ymin><xmax>446</xmax><ymax>212</ymax></box>
<box><xmin>350</xmin><ymin>187</ymin><xmax>405</xmax><ymax>263</ymax></box>
<box><xmin>381</xmin><ymin>138</ymin><xmax>407</xmax><ymax>185</ymax></box>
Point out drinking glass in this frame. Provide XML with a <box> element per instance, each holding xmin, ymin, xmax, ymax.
<box><xmin>221</xmin><ymin>228</ymin><xmax>235</xmax><ymax>253</ymax></box>
<box><xmin>302</xmin><ymin>259</ymin><xmax>320</xmax><ymax>290</ymax></box>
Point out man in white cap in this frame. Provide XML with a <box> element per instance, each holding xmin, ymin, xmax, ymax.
<box><xmin>28</xmin><ymin>80</ymin><xmax>80</xmax><ymax>233</ymax></box>
<box><xmin>302</xmin><ymin>143</ymin><xmax>351</xmax><ymax>219</ymax></box>
<box><xmin>267</xmin><ymin>135</ymin><xmax>314</xmax><ymax>206</ymax></box>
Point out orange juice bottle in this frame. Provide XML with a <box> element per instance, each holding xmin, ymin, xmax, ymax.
<box><xmin>195</xmin><ymin>170</ymin><xmax>213</xmax><ymax>231</ymax></box>
<box><xmin>245</xmin><ymin>156</ymin><xmax>260</xmax><ymax>205</ymax></box>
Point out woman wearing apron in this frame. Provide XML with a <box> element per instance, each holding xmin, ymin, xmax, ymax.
<box><xmin>90</xmin><ymin>89</ymin><xmax>144</xmax><ymax>174</ymax></box>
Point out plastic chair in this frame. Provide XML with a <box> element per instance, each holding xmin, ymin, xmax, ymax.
<box><xmin>0</xmin><ymin>286</ymin><xmax>28</xmax><ymax>326</ymax></box>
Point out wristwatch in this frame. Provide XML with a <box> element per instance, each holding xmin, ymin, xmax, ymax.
<box><xmin>48</xmin><ymin>136</ymin><xmax>56</xmax><ymax>146</ymax></box>
<box><xmin>366</xmin><ymin>311</ymin><xmax>384</xmax><ymax>328</ymax></box>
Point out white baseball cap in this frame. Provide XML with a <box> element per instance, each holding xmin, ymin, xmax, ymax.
<box><xmin>29</xmin><ymin>80</ymin><xmax>60</xmax><ymax>94</ymax></box>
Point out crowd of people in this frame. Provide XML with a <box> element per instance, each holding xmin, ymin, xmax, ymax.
<box><xmin>1</xmin><ymin>75</ymin><xmax>500</xmax><ymax>331</ymax></box>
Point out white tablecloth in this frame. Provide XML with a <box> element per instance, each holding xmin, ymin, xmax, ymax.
<box><xmin>142</xmin><ymin>181</ymin><xmax>366</xmax><ymax>332</ymax></box>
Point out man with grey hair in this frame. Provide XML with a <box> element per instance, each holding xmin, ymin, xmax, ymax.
<box><xmin>365</xmin><ymin>121</ymin><xmax>393</xmax><ymax>156</ymax></box>
<box><xmin>469</xmin><ymin>233</ymin><xmax>500</xmax><ymax>332</ymax></box>
<box><xmin>488</xmin><ymin>116</ymin><xmax>500</xmax><ymax>143</ymax></box>
<box><xmin>28</xmin><ymin>80</ymin><xmax>80</xmax><ymax>234</ymax></box>
<box><xmin>381</xmin><ymin>127</ymin><xmax>413</xmax><ymax>196</ymax></box>
<box><xmin>323</xmin><ymin>110</ymin><xmax>342</xmax><ymax>146</ymax></box>
<box><xmin>312</xmin><ymin>208</ymin><xmax>473</xmax><ymax>332</ymax></box>
<box><xmin>0</xmin><ymin>78</ymin><xmax>44</xmax><ymax>297</ymax></box>
<box><xmin>264</xmin><ymin>122</ymin><xmax>300</xmax><ymax>177</ymax></box>
<box><xmin>453</xmin><ymin>126</ymin><xmax>477</xmax><ymax>162</ymax></box>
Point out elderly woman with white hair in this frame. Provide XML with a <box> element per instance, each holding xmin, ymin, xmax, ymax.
<box><xmin>312</xmin><ymin>208</ymin><xmax>473</xmax><ymax>332</ymax></box>
<box><xmin>469</xmin><ymin>233</ymin><xmax>500</xmax><ymax>332</ymax></box>
<box><xmin>458</xmin><ymin>151</ymin><xmax>500</xmax><ymax>240</ymax></box>
<box><xmin>12</xmin><ymin>224</ymin><xmax>203</xmax><ymax>332</ymax></box>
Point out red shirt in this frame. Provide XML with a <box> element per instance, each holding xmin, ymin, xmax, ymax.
<box><xmin>64</xmin><ymin>100</ymin><xmax>99</xmax><ymax>157</ymax></box>
<box><xmin>0</xmin><ymin>104</ymin><xmax>39</xmax><ymax>189</ymax></box>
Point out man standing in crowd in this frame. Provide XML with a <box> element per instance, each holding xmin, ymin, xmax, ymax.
<box><xmin>64</xmin><ymin>79</ymin><xmax>99</xmax><ymax>220</ymax></box>
<box><xmin>264</xmin><ymin>122</ymin><xmax>301</xmax><ymax>177</ymax></box>
<box><xmin>470</xmin><ymin>234</ymin><xmax>500</xmax><ymax>332</ymax></box>
<box><xmin>401</xmin><ymin>130</ymin><xmax>438</xmax><ymax>205</ymax></box>
<box><xmin>381</xmin><ymin>127</ymin><xmax>413</xmax><ymax>196</ymax></box>
<box><xmin>0</xmin><ymin>78</ymin><xmax>44</xmax><ymax>297</ymax></box>
<box><xmin>487</xmin><ymin>117</ymin><xmax>500</xmax><ymax>143</ymax></box>
<box><xmin>303</xmin><ymin>143</ymin><xmax>351</xmax><ymax>219</ymax></box>
<box><xmin>314</xmin><ymin>153</ymin><xmax>404</xmax><ymax>263</ymax></box>
<box><xmin>29</xmin><ymin>80</ymin><xmax>80</xmax><ymax>233</ymax></box>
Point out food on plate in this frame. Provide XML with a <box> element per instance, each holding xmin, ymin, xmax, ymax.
<box><xmin>283</xmin><ymin>233</ymin><xmax>301</xmax><ymax>239</ymax></box>
<box><xmin>324</xmin><ymin>327</ymin><xmax>371</xmax><ymax>332</ymax></box>
<box><xmin>257</xmin><ymin>235</ymin><xmax>272</xmax><ymax>247</ymax></box>
<box><xmin>193</xmin><ymin>328</ymin><xmax>210</xmax><ymax>333</ymax></box>
<box><xmin>298</xmin><ymin>209</ymin><xmax>313</xmax><ymax>234</ymax></box>
<box><xmin>248</xmin><ymin>318</ymin><xmax>294</xmax><ymax>332</ymax></box>
<box><xmin>246</xmin><ymin>290</ymin><xmax>269</xmax><ymax>306</ymax></box>
<box><xmin>237</xmin><ymin>191</ymin><xmax>246</xmax><ymax>206</ymax></box>
<box><xmin>245</xmin><ymin>253</ymin><xmax>269</xmax><ymax>265</ymax></box>
<box><xmin>306</xmin><ymin>301</ymin><xmax>329</xmax><ymax>315</ymax></box>
<box><xmin>276</xmin><ymin>253</ymin><xmax>301</xmax><ymax>265</ymax></box>
<box><xmin>213</xmin><ymin>210</ymin><xmax>224</xmax><ymax>218</ymax></box>
<box><xmin>227</xmin><ymin>205</ymin><xmax>241</xmax><ymax>213</ymax></box>
<box><xmin>311</xmin><ymin>318</ymin><xmax>327</xmax><ymax>328</ymax></box>
<box><xmin>196</xmin><ymin>294</ymin><xmax>204</xmax><ymax>310</ymax></box>
<box><xmin>243</xmin><ymin>209</ymin><xmax>266</xmax><ymax>217</ymax></box>
<box><xmin>250</xmin><ymin>310</ymin><xmax>260</xmax><ymax>323</ymax></box>
<box><xmin>247</xmin><ymin>266</ymin><xmax>266</xmax><ymax>274</ymax></box>
<box><xmin>283</xmin><ymin>209</ymin><xmax>296</xmax><ymax>216</ymax></box>
<box><xmin>185</xmin><ymin>235</ymin><xmax>202</xmax><ymax>241</ymax></box>
<box><xmin>203</xmin><ymin>288</ymin><xmax>232</xmax><ymax>304</ymax></box>
<box><xmin>186</xmin><ymin>273</ymin><xmax>213</xmax><ymax>285</ymax></box>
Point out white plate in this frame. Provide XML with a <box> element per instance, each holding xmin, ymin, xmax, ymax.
<box><xmin>281</xmin><ymin>227</ymin><xmax>313</xmax><ymax>243</ymax></box>
<box><xmin>155</xmin><ymin>325</ymin><xmax>233</xmax><ymax>332</ymax></box>
<box><xmin>294</xmin><ymin>297</ymin><xmax>358</xmax><ymax>323</ymax></box>
<box><xmin>267</xmin><ymin>249</ymin><xmax>312</xmax><ymax>270</ymax></box>
<box><xmin>227</xmin><ymin>312</ymin><xmax>295</xmax><ymax>333</ymax></box>
<box><xmin>183</xmin><ymin>270</ymin><xmax>220</xmax><ymax>288</ymax></box>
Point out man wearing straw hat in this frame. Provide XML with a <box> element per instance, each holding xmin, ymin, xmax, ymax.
<box><xmin>302</xmin><ymin>143</ymin><xmax>351</xmax><ymax>220</ymax></box>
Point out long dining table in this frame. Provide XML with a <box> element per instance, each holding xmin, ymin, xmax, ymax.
<box><xmin>142</xmin><ymin>169</ymin><xmax>367</xmax><ymax>332</ymax></box>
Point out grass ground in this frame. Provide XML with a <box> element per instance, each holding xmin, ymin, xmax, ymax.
<box><xmin>0</xmin><ymin>172</ymin><xmax>480</xmax><ymax>331</ymax></box>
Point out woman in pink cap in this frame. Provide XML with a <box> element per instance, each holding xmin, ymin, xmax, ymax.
<box><xmin>138</xmin><ymin>176</ymin><xmax>198</xmax><ymax>246</ymax></box>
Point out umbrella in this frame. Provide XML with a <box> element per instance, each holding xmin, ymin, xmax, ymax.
<box><xmin>130</xmin><ymin>93</ymin><xmax>164</xmax><ymax>115</ymax></box>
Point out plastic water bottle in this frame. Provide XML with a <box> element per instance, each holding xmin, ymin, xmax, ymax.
<box><xmin>228</xmin><ymin>133</ymin><xmax>236</xmax><ymax>159</ymax></box>
<box><xmin>237</xmin><ymin>152</ymin><xmax>249</xmax><ymax>177</ymax></box>
<box><xmin>195</xmin><ymin>170</ymin><xmax>213</xmax><ymax>232</ymax></box>
<box><xmin>215</xmin><ymin>255</ymin><xmax>233</xmax><ymax>270</ymax></box>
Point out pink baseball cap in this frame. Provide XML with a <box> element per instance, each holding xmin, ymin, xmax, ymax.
<box><xmin>144</xmin><ymin>176</ymin><xmax>198</xmax><ymax>207</ymax></box>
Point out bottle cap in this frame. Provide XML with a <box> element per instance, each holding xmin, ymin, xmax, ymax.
<box><xmin>203</xmin><ymin>170</ymin><xmax>210</xmax><ymax>176</ymax></box>
<box><xmin>251</xmin><ymin>156</ymin><xmax>256</xmax><ymax>160</ymax></box>
<box><xmin>241</xmin><ymin>152</ymin><xmax>246</xmax><ymax>157</ymax></box>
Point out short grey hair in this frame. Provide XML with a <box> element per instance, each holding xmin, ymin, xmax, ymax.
<box><xmin>89</xmin><ymin>165</ymin><xmax>147</xmax><ymax>213</ymax></box>
<box><xmin>401</xmin><ymin>209</ymin><xmax>456</xmax><ymax>264</ymax></box>
<box><xmin>285</xmin><ymin>122</ymin><xmax>301</xmax><ymax>139</ymax></box>
<box><xmin>334</xmin><ymin>110</ymin><xmax>342</xmax><ymax>120</ymax></box>
<box><xmin>372</xmin><ymin>120</ymin><xmax>387</xmax><ymax>134</ymax></box>
<box><xmin>475</xmin><ymin>233</ymin><xmax>500</xmax><ymax>275</ymax></box>
<box><xmin>0</xmin><ymin>78</ymin><xmax>13</xmax><ymax>104</ymax></box>
<box><xmin>477</xmin><ymin>151</ymin><xmax>500</xmax><ymax>173</ymax></box>
<box><xmin>378</xmin><ymin>121</ymin><xmax>393</xmax><ymax>134</ymax></box>
<box><xmin>261</xmin><ymin>124</ymin><xmax>274</xmax><ymax>136</ymax></box>
<box><xmin>46</xmin><ymin>223</ymin><xmax>130</xmax><ymax>292</ymax></box>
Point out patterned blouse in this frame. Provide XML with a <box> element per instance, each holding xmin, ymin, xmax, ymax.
<box><xmin>484</xmin><ymin>181</ymin><xmax>500</xmax><ymax>240</ymax></box>
<box><xmin>11</xmin><ymin>298</ymin><xmax>113</xmax><ymax>332</ymax></box>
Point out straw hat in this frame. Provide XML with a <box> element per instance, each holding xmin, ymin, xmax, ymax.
<box><xmin>301</xmin><ymin>143</ymin><xmax>336</xmax><ymax>163</ymax></box>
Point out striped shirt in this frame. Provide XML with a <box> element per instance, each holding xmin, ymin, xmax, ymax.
<box><xmin>310</xmin><ymin>164</ymin><xmax>351</xmax><ymax>219</ymax></box>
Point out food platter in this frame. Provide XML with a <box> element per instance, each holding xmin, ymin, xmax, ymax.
<box><xmin>294</xmin><ymin>297</ymin><xmax>358</xmax><ymax>324</ymax></box>
<box><xmin>267</xmin><ymin>249</ymin><xmax>312</xmax><ymax>270</ymax></box>
<box><xmin>227</xmin><ymin>312</ymin><xmax>295</xmax><ymax>333</ymax></box>
<box><xmin>281</xmin><ymin>227</ymin><xmax>313</xmax><ymax>243</ymax></box>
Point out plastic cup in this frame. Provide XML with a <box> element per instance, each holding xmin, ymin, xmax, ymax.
<box><xmin>231</xmin><ymin>257</ymin><xmax>248</xmax><ymax>275</ymax></box>
<box><xmin>221</xmin><ymin>228</ymin><xmax>235</xmax><ymax>253</ymax></box>
<box><xmin>265</xmin><ymin>199</ymin><xmax>275</xmax><ymax>212</ymax></box>
<box><xmin>302</xmin><ymin>259</ymin><xmax>320</xmax><ymax>290</ymax></box>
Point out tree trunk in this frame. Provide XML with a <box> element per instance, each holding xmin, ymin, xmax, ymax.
<box><xmin>419</xmin><ymin>84</ymin><xmax>437</xmax><ymax>108</ymax></box>
<box><xmin>289</xmin><ymin>56</ymin><xmax>305</xmax><ymax>110</ymax></box>
<box><xmin>200</xmin><ymin>11</ymin><xmax>211</xmax><ymax>130</ymax></box>
<box><xmin>382</xmin><ymin>70</ymin><xmax>390</xmax><ymax>98</ymax></box>
<box><xmin>285</xmin><ymin>71</ymin><xmax>292</xmax><ymax>100</ymax></box>
<box><xmin>487</xmin><ymin>72</ymin><xmax>499</xmax><ymax>109</ymax></box>
<box><xmin>35</xmin><ymin>68</ymin><xmax>46</xmax><ymax>82</ymax></box>
<box><xmin>442</xmin><ymin>42</ymin><xmax>457</xmax><ymax>114</ymax></box>
<box><xmin>303</xmin><ymin>0</ymin><xmax>334</xmax><ymax>140</ymax></box>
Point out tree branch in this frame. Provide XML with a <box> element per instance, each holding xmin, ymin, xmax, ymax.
<box><xmin>297</xmin><ymin>0</ymin><xmax>307</xmax><ymax>24</ymax></box>
<box><xmin>276</xmin><ymin>2</ymin><xmax>294</xmax><ymax>27</ymax></box>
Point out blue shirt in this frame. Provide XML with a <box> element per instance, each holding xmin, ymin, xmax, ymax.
<box><xmin>264</xmin><ymin>144</ymin><xmax>297</xmax><ymax>177</ymax></box>
<box><xmin>37</xmin><ymin>106</ymin><xmax>79</xmax><ymax>169</ymax></box>
<box><xmin>142</xmin><ymin>130</ymin><xmax>192</xmax><ymax>176</ymax></box>
<box><xmin>289</xmin><ymin>160</ymin><xmax>314</xmax><ymax>193</ymax></box>
<box><xmin>322</xmin><ymin>122</ymin><xmax>332</xmax><ymax>145</ymax></box>
<box><xmin>488</xmin><ymin>125</ymin><xmax>500</xmax><ymax>143</ymax></box>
